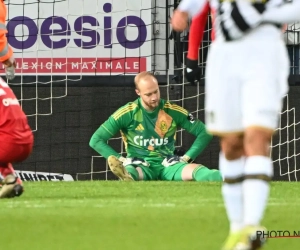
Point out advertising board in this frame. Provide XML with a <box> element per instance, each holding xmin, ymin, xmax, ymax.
<box><xmin>7</xmin><ymin>0</ymin><xmax>152</xmax><ymax>75</ymax></box>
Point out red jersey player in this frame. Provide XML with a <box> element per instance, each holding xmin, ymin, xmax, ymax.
<box><xmin>185</xmin><ymin>3</ymin><xmax>215</xmax><ymax>84</ymax></box>
<box><xmin>0</xmin><ymin>0</ymin><xmax>33</xmax><ymax>198</ymax></box>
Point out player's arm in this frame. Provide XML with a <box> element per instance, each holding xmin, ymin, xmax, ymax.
<box><xmin>161</xmin><ymin>104</ymin><xmax>212</xmax><ymax>168</ymax></box>
<box><xmin>187</xmin><ymin>4</ymin><xmax>209</xmax><ymax>61</ymax></box>
<box><xmin>171</xmin><ymin>105</ymin><xmax>213</xmax><ymax>162</ymax></box>
<box><xmin>178</xmin><ymin>0</ymin><xmax>208</xmax><ymax>18</ymax></box>
<box><xmin>0</xmin><ymin>27</ymin><xmax>13</xmax><ymax>64</ymax></box>
<box><xmin>185</xmin><ymin>3</ymin><xmax>210</xmax><ymax>84</ymax></box>
<box><xmin>171</xmin><ymin>0</ymin><xmax>208</xmax><ymax>31</ymax></box>
<box><xmin>263</xmin><ymin>0</ymin><xmax>300</xmax><ymax>24</ymax></box>
<box><xmin>89</xmin><ymin>113</ymin><xmax>126</xmax><ymax>159</ymax></box>
<box><xmin>0</xmin><ymin>1</ymin><xmax>15</xmax><ymax>80</ymax></box>
<box><xmin>180</xmin><ymin>116</ymin><xmax>213</xmax><ymax>162</ymax></box>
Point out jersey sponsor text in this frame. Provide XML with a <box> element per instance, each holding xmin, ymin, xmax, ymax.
<box><xmin>133</xmin><ymin>135</ymin><xmax>168</xmax><ymax>147</ymax></box>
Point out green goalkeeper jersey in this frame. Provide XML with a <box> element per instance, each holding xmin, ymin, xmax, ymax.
<box><xmin>90</xmin><ymin>98</ymin><xmax>213</xmax><ymax>161</ymax></box>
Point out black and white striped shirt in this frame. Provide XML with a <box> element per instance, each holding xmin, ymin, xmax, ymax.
<box><xmin>178</xmin><ymin>0</ymin><xmax>300</xmax><ymax>41</ymax></box>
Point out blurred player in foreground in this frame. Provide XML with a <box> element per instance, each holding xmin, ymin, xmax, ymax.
<box><xmin>172</xmin><ymin>0</ymin><xmax>300</xmax><ymax>249</ymax></box>
<box><xmin>90</xmin><ymin>71</ymin><xmax>222</xmax><ymax>182</ymax></box>
<box><xmin>185</xmin><ymin>3</ymin><xmax>287</xmax><ymax>85</ymax></box>
<box><xmin>0</xmin><ymin>0</ymin><xmax>34</xmax><ymax>198</ymax></box>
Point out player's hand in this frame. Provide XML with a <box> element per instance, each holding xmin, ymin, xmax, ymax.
<box><xmin>185</xmin><ymin>58</ymin><xmax>201</xmax><ymax>84</ymax></box>
<box><xmin>3</xmin><ymin>57</ymin><xmax>16</xmax><ymax>68</ymax></box>
<box><xmin>174</xmin><ymin>147</ymin><xmax>186</xmax><ymax>157</ymax></box>
<box><xmin>162</xmin><ymin>155</ymin><xmax>191</xmax><ymax>167</ymax></box>
<box><xmin>3</xmin><ymin>57</ymin><xmax>16</xmax><ymax>81</ymax></box>
<box><xmin>119</xmin><ymin>157</ymin><xmax>150</xmax><ymax>167</ymax></box>
<box><xmin>171</xmin><ymin>10</ymin><xmax>189</xmax><ymax>32</ymax></box>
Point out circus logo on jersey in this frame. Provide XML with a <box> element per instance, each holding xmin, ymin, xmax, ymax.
<box><xmin>133</xmin><ymin>136</ymin><xmax>168</xmax><ymax>147</ymax></box>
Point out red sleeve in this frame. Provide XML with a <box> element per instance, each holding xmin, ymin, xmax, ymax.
<box><xmin>187</xmin><ymin>2</ymin><xmax>210</xmax><ymax>60</ymax></box>
<box><xmin>211</xmin><ymin>9</ymin><xmax>216</xmax><ymax>41</ymax></box>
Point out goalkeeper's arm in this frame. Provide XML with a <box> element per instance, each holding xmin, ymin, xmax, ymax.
<box><xmin>182</xmin><ymin>119</ymin><xmax>213</xmax><ymax>162</ymax></box>
<box><xmin>89</xmin><ymin>125</ymin><xmax>121</xmax><ymax>159</ymax></box>
<box><xmin>89</xmin><ymin>113</ymin><xmax>127</xmax><ymax>159</ymax></box>
<box><xmin>174</xmin><ymin>110</ymin><xmax>213</xmax><ymax>162</ymax></box>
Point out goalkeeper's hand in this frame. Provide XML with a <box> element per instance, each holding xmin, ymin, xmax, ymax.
<box><xmin>185</xmin><ymin>58</ymin><xmax>201</xmax><ymax>85</ymax></box>
<box><xmin>3</xmin><ymin>56</ymin><xmax>16</xmax><ymax>81</ymax></box>
<box><xmin>119</xmin><ymin>156</ymin><xmax>150</xmax><ymax>167</ymax></box>
<box><xmin>162</xmin><ymin>155</ymin><xmax>191</xmax><ymax>167</ymax></box>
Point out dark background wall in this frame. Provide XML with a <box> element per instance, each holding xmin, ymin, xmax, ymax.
<box><xmin>11</xmin><ymin>84</ymin><xmax>300</xmax><ymax>181</ymax></box>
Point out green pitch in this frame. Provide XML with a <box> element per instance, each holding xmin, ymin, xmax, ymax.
<box><xmin>1</xmin><ymin>181</ymin><xmax>299</xmax><ymax>250</ymax></box>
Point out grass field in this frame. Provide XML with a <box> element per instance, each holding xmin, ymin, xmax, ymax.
<box><xmin>1</xmin><ymin>181</ymin><xmax>300</xmax><ymax>250</ymax></box>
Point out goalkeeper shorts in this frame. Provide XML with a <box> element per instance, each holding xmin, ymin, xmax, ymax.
<box><xmin>124</xmin><ymin>157</ymin><xmax>174</xmax><ymax>181</ymax></box>
<box><xmin>125</xmin><ymin>164</ymin><xmax>160</xmax><ymax>181</ymax></box>
<box><xmin>125</xmin><ymin>158</ymin><xmax>222</xmax><ymax>181</ymax></box>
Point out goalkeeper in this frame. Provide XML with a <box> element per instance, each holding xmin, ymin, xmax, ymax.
<box><xmin>89</xmin><ymin>72</ymin><xmax>222</xmax><ymax>181</ymax></box>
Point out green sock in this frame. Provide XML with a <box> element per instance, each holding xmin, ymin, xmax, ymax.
<box><xmin>192</xmin><ymin>165</ymin><xmax>223</xmax><ymax>182</ymax></box>
<box><xmin>125</xmin><ymin>166</ymin><xmax>139</xmax><ymax>181</ymax></box>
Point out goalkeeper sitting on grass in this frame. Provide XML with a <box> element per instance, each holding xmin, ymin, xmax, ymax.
<box><xmin>89</xmin><ymin>71</ymin><xmax>222</xmax><ymax>181</ymax></box>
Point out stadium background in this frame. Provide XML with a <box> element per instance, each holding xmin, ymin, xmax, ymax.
<box><xmin>5</xmin><ymin>0</ymin><xmax>300</xmax><ymax>181</ymax></box>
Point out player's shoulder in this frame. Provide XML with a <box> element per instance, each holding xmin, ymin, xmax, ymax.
<box><xmin>111</xmin><ymin>99</ymin><xmax>139</xmax><ymax>121</ymax></box>
<box><xmin>162</xmin><ymin>99</ymin><xmax>201</xmax><ymax>124</ymax></box>
<box><xmin>162</xmin><ymin>100</ymin><xmax>189</xmax><ymax>116</ymax></box>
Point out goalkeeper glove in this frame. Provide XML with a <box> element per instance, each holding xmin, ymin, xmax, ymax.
<box><xmin>162</xmin><ymin>155</ymin><xmax>192</xmax><ymax>167</ymax></box>
<box><xmin>119</xmin><ymin>156</ymin><xmax>150</xmax><ymax>167</ymax></box>
<box><xmin>174</xmin><ymin>147</ymin><xmax>186</xmax><ymax>157</ymax></box>
<box><xmin>185</xmin><ymin>58</ymin><xmax>201</xmax><ymax>85</ymax></box>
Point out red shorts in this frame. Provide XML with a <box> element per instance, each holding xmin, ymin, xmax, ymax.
<box><xmin>0</xmin><ymin>142</ymin><xmax>33</xmax><ymax>166</ymax></box>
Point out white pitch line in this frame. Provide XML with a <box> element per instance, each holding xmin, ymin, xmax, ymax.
<box><xmin>2</xmin><ymin>200</ymin><xmax>300</xmax><ymax>209</ymax></box>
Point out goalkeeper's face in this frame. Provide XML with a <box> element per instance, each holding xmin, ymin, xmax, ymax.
<box><xmin>136</xmin><ymin>76</ymin><xmax>160</xmax><ymax>111</ymax></box>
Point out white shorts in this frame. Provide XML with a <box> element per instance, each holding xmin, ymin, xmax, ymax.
<box><xmin>205</xmin><ymin>38</ymin><xmax>290</xmax><ymax>134</ymax></box>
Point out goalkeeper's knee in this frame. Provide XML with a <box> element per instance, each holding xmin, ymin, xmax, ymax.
<box><xmin>192</xmin><ymin>165</ymin><xmax>223</xmax><ymax>182</ymax></box>
<box><xmin>125</xmin><ymin>166</ymin><xmax>139</xmax><ymax>181</ymax></box>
